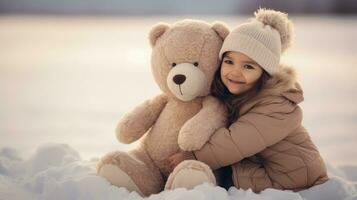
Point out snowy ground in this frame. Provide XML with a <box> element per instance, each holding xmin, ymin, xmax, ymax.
<box><xmin>0</xmin><ymin>143</ymin><xmax>357</xmax><ymax>200</ymax></box>
<box><xmin>0</xmin><ymin>15</ymin><xmax>357</xmax><ymax>199</ymax></box>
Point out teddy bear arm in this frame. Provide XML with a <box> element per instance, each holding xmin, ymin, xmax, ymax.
<box><xmin>116</xmin><ymin>94</ymin><xmax>168</xmax><ymax>144</ymax></box>
<box><xmin>184</xmin><ymin>96</ymin><xmax>227</xmax><ymax>136</ymax></box>
<box><xmin>178</xmin><ymin>96</ymin><xmax>227</xmax><ymax>151</ymax></box>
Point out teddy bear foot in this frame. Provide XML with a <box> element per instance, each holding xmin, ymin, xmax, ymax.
<box><xmin>98</xmin><ymin>164</ymin><xmax>144</xmax><ymax>196</ymax></box>
<box><xmin>165</xmin><ymin>160</ymin><xmax>216</xmax><ymax>190</ymax></box>
<box><xmin>97</xmin><ymin>150</ymin><xmax>164</xmax><ymax>196</ymax></box>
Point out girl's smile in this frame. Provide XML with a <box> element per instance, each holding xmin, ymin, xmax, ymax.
<box><xmin>228</xmin><ymin>79</ymin><xmax>246</xmax><ymax>84</ymax></box>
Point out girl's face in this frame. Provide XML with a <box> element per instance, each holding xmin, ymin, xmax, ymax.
<box><xmin>220</xmin><ymin>51</ymin><xmax>263</xmax><ymax>95</ymax></box>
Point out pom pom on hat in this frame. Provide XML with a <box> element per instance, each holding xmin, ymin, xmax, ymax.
<box><xmin>255</xmin><ymin>8</ymin><xmax>293</xmax><ymax>53</ymax></box>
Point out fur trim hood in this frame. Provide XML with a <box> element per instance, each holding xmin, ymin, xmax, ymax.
<box><xmin>237</xmin><ymin>64</ymin><xmax>303</xmax><ymax>117</ymax></box>
<box><xmin>259</xmin><ymin>64</ymin><xmax>303</xmax><ymax>104</ymax></box>
<box><xmin>241</xmin><ymin>64</ymin><xmax>304</xmax><ymax>114</ymax></box>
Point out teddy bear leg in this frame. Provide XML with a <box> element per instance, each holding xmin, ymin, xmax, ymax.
<box><xmin>165</xmin><ymin>160</ymin><xmax>216</xmax><ymax>190</ymax></box>
<box><xmin>98</xmin><ymin>164</ymin><xmax>142</xmax><ymax>194</ymax></box>
<box><xmin>97</xmin><ymin>148</ymin><xmax>164</xmax><ymax>196</ymax></box>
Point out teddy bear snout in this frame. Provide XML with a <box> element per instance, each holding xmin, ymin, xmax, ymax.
<box><xmin>173</xmin><ymin>74</ymin><xmax>186</xmax><ymax>85</ymax></box>
<box><xmin>166</xmin><ymin>62</ymin><xmax>208</xmax><ymax>101</ymax></box>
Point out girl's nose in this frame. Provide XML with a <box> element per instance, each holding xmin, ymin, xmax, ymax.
<box><xmin>230</xmin><ymin>66</ymin><xmax>243</xmax><ymax>76</ymax></box>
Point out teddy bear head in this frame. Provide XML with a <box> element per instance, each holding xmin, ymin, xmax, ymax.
<box><xmin>149</xmin><ymin>19</ymin><xmax>229</xmax><ymax>101</ymax></box>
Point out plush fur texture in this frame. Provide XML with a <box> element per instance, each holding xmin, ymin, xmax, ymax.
<box><xmin>149</xmin><ymin>23</ymin><xmax>169</xmax><ymax>47</ymax></box>
<box><xmin>165</xmin><ymin>160</ymin><xmax>216</xmax><ymax>190</ymax></box>
<box><xmin>211</xmin><ymin>21</ymin><xmax>230</xmax><ymax>40</ymax></box>
<box><xmin>178</xmin><ymin>96</ymin><xmax>227</xmax><ymax>151</ymax></box>
<box><xmin>255</xmin><ymin>8</ymin><xmax>293</xmax><ymax>53</ymax></box>
<box><xmin>97</xmin><ymin>19</ymin><xmax>229</xmax><ymax>197</ymax></box>
<box><xmin>98</xmin><ymin>164</ymin><xmax>143</xmax><ymax>195</ymax></box>
<box><xmin>150</xmin><ymin>19</ymin><xmax>229</xmax><ymax>98</ymax></box>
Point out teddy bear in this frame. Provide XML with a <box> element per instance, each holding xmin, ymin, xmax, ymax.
<box><xmin>96</xmin><ymin>19</ymin><xmax>229</xmax><ymax>196</ymax></box>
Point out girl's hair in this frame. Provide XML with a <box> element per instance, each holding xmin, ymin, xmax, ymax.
<box><xmin>211</xmin><ymin>54</ymin><xmax>271</xmax><ymax>127</ymax></box>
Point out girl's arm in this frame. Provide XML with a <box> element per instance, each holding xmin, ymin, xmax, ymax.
<box><xmin>192</xmin><ymin>98</ymin><xmax>302</xmax><ymax>170</ymax></box>
<box><xmin>178</xmin><ymin>96</ymin><xmax>227</xmax><ymax>151</ymax></box>
<box><xmin>116</xmin><ymin>94</ymin><xmax>168</xmax><ymax>144</ymax></box>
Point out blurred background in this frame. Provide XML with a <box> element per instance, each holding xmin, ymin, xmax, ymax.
<box><xmin>0</xmin><ymin>0</ymin><xmax>356</xmax><ymax>165</ymax></box>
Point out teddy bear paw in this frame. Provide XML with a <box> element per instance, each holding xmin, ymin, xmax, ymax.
<box><xmin>178</xmin><ymin>133</ymin><xmax>207</xmax><ymax>151</ymax></box>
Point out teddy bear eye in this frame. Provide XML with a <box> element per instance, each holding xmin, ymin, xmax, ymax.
<box><xmin>171</xmin><ymin>63</ymin><xmax>177</xmax><ymax>67</ymax></box>
<box><xmin>193</xmin><ymin>62</ymin><xmax>199</xmax><ymax>67</ymax></box>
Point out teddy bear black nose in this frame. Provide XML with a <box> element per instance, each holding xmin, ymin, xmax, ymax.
<box><xmin>173</xmin><ymin>74</ymin><xmax>186</xmax><ymax>85</ymax></box>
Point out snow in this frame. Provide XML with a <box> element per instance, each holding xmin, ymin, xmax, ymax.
<box><xmin>0</xmin><ymin>143</ymin><xmax>356</xmax><ymax>200</ymax></box>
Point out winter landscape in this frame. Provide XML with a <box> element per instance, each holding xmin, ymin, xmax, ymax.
<box><xmin>0</xmin><ymin>15</ymin><xmax>357</xmax><ymax>199</ymax></box>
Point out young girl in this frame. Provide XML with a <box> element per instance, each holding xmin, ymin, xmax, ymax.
<box><xmin>167</xmin><ymin>8</ymin><xmax>329</xmax><ymax>192</ymax></box>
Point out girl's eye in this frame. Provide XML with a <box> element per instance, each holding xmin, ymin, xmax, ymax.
<box><xmin>224</xmin><ymin>60</ymin><xmax>233</xmax><ymax>65</ymax></box>
<box><xmin>243</xmin><ymin>64</ymin><xmax>254</xmax><ymax>69</ymax></box>
<box><xmin>171</xmin><ymin>63</ymin><xmax>176</xmax><ymax>67</ymax></box>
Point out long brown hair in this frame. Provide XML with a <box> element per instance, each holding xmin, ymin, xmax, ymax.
<box><xmin>211</xmin><ymin>56</ymin><xmax>271</xmax><ymax>127</ymax></box>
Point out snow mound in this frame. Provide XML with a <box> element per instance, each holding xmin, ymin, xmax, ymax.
<box><xmin>0</xmin><ymin>143</ymin><xmax>356</xmax><ymax>200</ymax></box>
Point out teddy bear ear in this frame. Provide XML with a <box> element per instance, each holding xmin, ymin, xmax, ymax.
<box><xmin>211</xmin><ymin>21</ymin><xmax>230</xmax><ymax>40</ymax></box>
<box><xmin>149</xmin><ymin>22</ymin><xmax>170</xmax><ymax>48</ymax></box>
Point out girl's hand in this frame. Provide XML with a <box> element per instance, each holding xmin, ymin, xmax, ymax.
<box><xmin>167</xmin><ymin>152</ymin><xmax>185</xmax><ymax>171</ymax></box>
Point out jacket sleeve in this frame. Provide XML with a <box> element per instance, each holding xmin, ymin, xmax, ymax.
<box><xmin>193</xmin><ymin>98</ymin><xmax>302</xmax><ymax>170</ymax></box>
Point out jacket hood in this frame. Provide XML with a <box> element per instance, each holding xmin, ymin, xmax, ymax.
<box><xmin>259</xmin><ymin>64</ymin><xmax>304</xmax><ymax>104</ymax></box>
<box><xmin>239</xmin><ymin>65</ymin><xmax>304</xmax><ymax>116</ymax></box>
<box><xmin>238</xmin><ymin>65</ymin><xmax>303</xmax><ymax>116</ymax></box>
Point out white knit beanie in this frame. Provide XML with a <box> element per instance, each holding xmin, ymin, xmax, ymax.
<box><xmin>219</xmin><ymin>8</ymin><xmax>293</xmax><ymax>75</ymax></box>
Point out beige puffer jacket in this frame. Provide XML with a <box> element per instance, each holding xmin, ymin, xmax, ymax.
<box><xmin>192</xmin><ymin>65</ymin><xmax>329</xmax><ymax>192</ymax></box>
